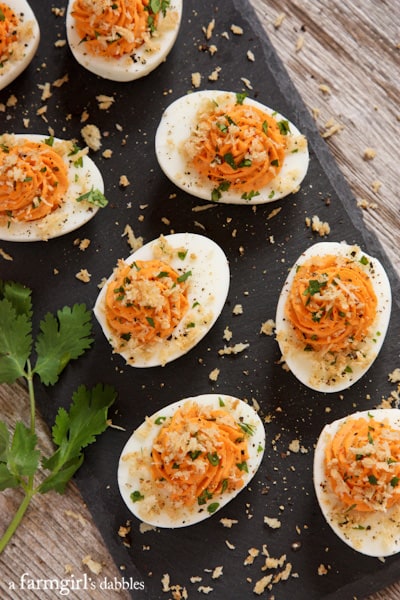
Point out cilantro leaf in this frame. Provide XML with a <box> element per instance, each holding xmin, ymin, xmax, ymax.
<box><xmin>0</xmin><ymin>297</ymin><xmax>32</xmax><ymax>384</ymax></box>
<box><xmin>34</xmin><ymin>304</ymin><xmax>93</xmax><ymax>385</ymax></box>
<box><xmin>40</xmin><ymin>383</ymin><xmax>116</xmax><ymax>493</ymax></box>
<box><xmin>76</xmin><ymin>187</ymin><xmax>108</xmax><ymax>208</ymax></box>
<box><xmin>6</xmin><ymin>422</ymin><xmax>40</xmax><ymax>479</ymax></box>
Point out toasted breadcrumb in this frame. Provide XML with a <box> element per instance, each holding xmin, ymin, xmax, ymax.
<box><xmin>363</xmin><ymin>147</ymin><xmax>377</xmax><ymax>160</ymax></box>
<box><xmin>191</xmin><ymin>72</ymin><xmax>202</xmax><ymax>88</ymax></box>
<box><xmin>231</xmin><ymin>24</ymin><xmax>243</xmax><ymax>35</ymax></box>
<box><xmin>81</xmin><ymin>124</ymin><xmax>102</xmax><ymax>151</ymax></box>
<box><xmin>0</xmin><ymin>248</ymin><xmax>13</xmax><ymax>261</ymax></box>
<box><xmin>260</xmin><ymin>319</ymin><xmax>275</xmax><ymax>336</ymax></box>
<box><xmin>119</xmin><ymin>175</ymin><xmax>130</xmax><ymax>187</ymax></box>
<box><xmin>209</xmin><ymin>368</ymin><xmax>220</xmax><ymax>381</ymax></box>
<box><xmin>75</xmin><ymin>269</ymin><xmax>91</xmax><ymax>283</ymax></box>
<box><xmin>305</xmin><ymin>215</ymin><xmax>330</xmax><ymax>237</ymax></box>
<box><xmin>273</xmin><ymin>13</ymin><xmax>286</xmax><ymax>29</ymax></box>
<box><xmin>82</xmin><ymin>555</ymin><xmax>102</xmax><ymax>575</ymax></box>
<box><xmin>203</xmin><ymin>19</ymin><xmax>215</xmax><ymax>40</ymax></box>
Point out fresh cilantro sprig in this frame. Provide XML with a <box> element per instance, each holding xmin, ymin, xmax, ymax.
<box><xmin>0</xmin><ymin>280</ymin><xmax>116</xmax><ymax>553</ymax></box>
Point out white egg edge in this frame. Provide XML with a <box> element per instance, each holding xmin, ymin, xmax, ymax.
<box><xmin>0</xmin><ymin>0</ymin><xmax>40</xmax><ymax>91</ymax></box>
<box><xmin>313</xmin><ymin>408</ymin><xmax>400</xmax><ymax>557</ymax></box>
<box><xmin>66</xmin><ymin>0</ymin><xmax>183</xmax><ymax>82</ymax></box>
<box><xmin>155</xmin><ymin>89</ymin><xmax>310</xmax><ymax>205</ymax></box>
<box><xmin>275</xmin><ymin>241</ymin><xmax>392</xmax><ymax>393</ymax></box>
<box><xmin>0</xmin><ymin>133</ymin><xmax>104</xmax><ymax>242</ymax></box>
<box><xmin>117</xmin><ymin>393</ymin><xmax>266</xmax><ymax>528</ymax></box>
<box><xmin>93</xmin><ymin>232</ymin><xmax>230</xmax><ymax>367</ymax></box>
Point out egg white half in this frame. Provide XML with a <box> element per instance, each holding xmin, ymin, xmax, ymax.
<box><xmin>314</xmin><ymin>409</ymin><xmax>400</xmax><ymax>557</ymax></box>
<box><xmin>118</xmin><ymin>393</ymin><xmax>266</xmax><ymax>528</ymax></box>
<box><xmin>66</xmin><ymin>0</ymin><xmax>182</xmax><ymax>82</ymax></box>
<box><xmin>0</xmin><ymin>134</ymin><xmax>105</xmax><ymax>242</ymax></box>
<box><xmin>0</xmin><ymin>0</ymin><xmax>40</xmax><ymax>91</ymax></box>
<box><xmin>94</xmin><ymin>232</ymin><xmax>230</xmax><ymax>367</ymax></box>
<box><xmin>155</xmin><ymin>90</ymin><xmax>309</xmax><ymax>204</ymax></box>
<box><xmin>275</xmin><ymin>241</ymin><xmax>392</xmax><ymax>393</ymax></box>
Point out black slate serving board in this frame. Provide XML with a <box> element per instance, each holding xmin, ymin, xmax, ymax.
<box><xmin>1</xmin><ymin>1</ymin><xmax>400</xmax><ymax>598</ymax></box>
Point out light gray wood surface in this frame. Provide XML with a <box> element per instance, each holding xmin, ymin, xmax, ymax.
<box><xmin>0</xmin><ymin>1</ymin><xmax>399</xmax><ymax>598</ymax></box>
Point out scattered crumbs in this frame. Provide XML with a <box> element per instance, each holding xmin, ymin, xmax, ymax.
<box><xmin>38</xmin><ymin>82</ymin><xmax>52</xmax><ymax>101</ymax></box>
<box><xmin>198</xmin><ymin>586</ymin><xmax>213</xmax><ymax>594</ymax></box>
<box><xmin>161</xmin><ymin>573</ymin><xmax>170</xmax><ymax>592</ymax></box>
<box><xmin>247</xmin><ymin>49</ymin><xmax>255</xmax><ymax>61</ymax></box>
<box><xmin>264</xmin><ymin>516</ymin><xmax>281</xmax><ymax>529</ymax></box>
<box><xmin>241</xmin><ymin>77</ymin><xmax>253</xmax><ymax>90</ymax></box>
<box><xmin>311</xmin><ymin>107</ymin><xmax>320</xmax><ymax>120</ymax></box>
<box><xmin>288</xmin><ymin>439</ymin><xmax>300</xmax><ymax>453</ymax></box>
<box><xmin>253</xmin><ymin>574</ymin><xmax>273</xmax><ymax>595</ymax></box>
<box><xmin>122</xmin><ymin>224</ymin><xmax>143</xmax><ymax>252</ymax></box>
<box><xmin>209</xmin><ymin>367</ymin><xmax>220</xmax><ymax>381</ymax></box>
<box><xmin>81</xmin><ymin>124</ymin><xmax>102</xmax><ymax>151</ymax></box>
<box><xmin>209</xmin><ymin>44</ymin><xmax>218</xmax><ymax>56</ymax></box>
<box><xmin>96</xmin><ymin>94</ymin><xmax>114</xmax><ymax>110</ymax></box>
<box><xmin>218</xmin><ymin>343</ymin><xmax>249</xmax><ymax>356</ymax></box>
<box><xmin>320</xmin><ymin>118</ymin><xmax>343</xmax><ymax>138</ymax></box>
<box><xmin>371</xmin><ymin>180</ymin><xmax>382</xmax><ymax>193</ymax></box>
<box><xmin>191</xmin><ymin>72</ymin><xmax>202</xmax><ymax>88</ymax></box>
<box><xmin>0</xmin><ymin>248</ymin><xmax>13</xmax><ymax>261</ymax></box>
<box><xmin>82</xmin><ymin>555</ymin><xmax>103</xmax><ymax>575</ymax></box>
<box><xmin>231</xmin><ymin>24</ymin><xmax>244</xmax><ymax>35</ymax></box>
<box><xmin>223</xmin><ymin>326</ymin><xmax>233</xmax><ymax>342</ymax></box>
<box><xmin>7</xmin><ymin>94</ymin><xmax>18</xmax><ymax>107</ymax></box>
<box><xmin>75</xmin><ymin>269</ymin><xmax>91</xmax><ymax>283</ymax></box>
<box><xmin>389</xmin><ymin>368</ymin><xmax>400</xmax><ymax>383</ymax></box>
<box><xmin>260</xmin><ymin>319</ymin><xmax>275</xmax><ymax>336</ymax></box>
<box><xmin>190</xmin><ymin>576</ymin><xmax>202</xmax><ymax>583</ymax></box>
<box><xmin>273</xmin><ymin>13</ymin><xmax>286</xmax><ymax>29</ymax></box>
<box><xmin>233</xmin><ymin>303</ymin><xmax>243</xmax><ymax>315</ymax></box>
<box><xmin>357</xmin><ymin>198</ymin><xmax>378</xmax><ymax>210</ymax></box>
<box><xmin>64</xmin><ymin>510</ymin><xmax>87</xmax><ymax>526</ymax></box>
<box><xmin>295</xmin><ymin>35</ymin><xmax>304</xmax><ymax>52</ymax></box>
<box><xmin>203</xmin><ymin>19</ymin><xmax>215</xmax><ymax>40</ymax></box>
<box><xmin>53</xmin><ymin>73</ymin><xmax>69</xmax><ymax>87</ymax></box>
<box><xmin>73</xmin><ymin>238</ymin><xmax>91</xmax><ymax>251</ymax></box>
<box><xmin>220</xmin><ymin>517</ymin><xmax>238</xmax><ymax>528</ymax></box>
<box><xmin>64</xmin><ymin>564</ymin><xmax>73</xmax><ymax>575</ymax></box>
<box><xmin>221</xmin><ymin>31</ymin><xmax>230</xmax><ymax>40</ymax></box>
<box><xmin>212</xmin><ymin>566</ymin><xmax>223</xmax><ymax>579</ymax></box>
<box><xmin>161</xmin><ymin>216</ymin><xmax>171</xmax><ymax>226</ymax></box>
<box><xmin>80</xmin><ymin>110</ymin><xmax>90</xmax><ymax>123</ymax></box>
<box><xmin>118</xmin><ymin>522</ymin><xmax>131</xmax><ymax>538</ymax></box>
<box><xmin>192</xmin><ymin>203</ymin><xmax>217</xmax><ymax>212</ymax></box>
<box><xmin>102</xmin><ymin>148</ymin><xmax>113</xmax><ymax>159</ymax></box>
<box><xmin>225</xmin><ymin>540</ymin><xmax>236</xmax><ymax>550</ymax></box>
<box><xmin>54</xmin><ymin>39</ymin><xmax>66</xmax><ymax>48</ymax></box>
<box><xmin>244</xmin><ymin>547</ymin><xmax>260</xmax><ymax>566</ymax></box>
<box><xmin>363</xmin><ymin>147</ymin><xmax>377</xmax><ymax>160</ymax></box>
<box><xmin>119</xmin><ymin>174</ymin><xmax>130</xmax><ymax>187</ymax></box>
<box><xmin>305</xmin><ymin>215</ymin><xmax>330</xmax><ymax>237</ymax></box>
<box><xmin>208</xmin><ymin>66</ymin><xmax>221</xmax><ymax>81</ymax></box>
<box><xmin>318</xmin><ymin>83</ymin><xmax>332</xmax><ymax>95</ymax></box>
<box><xmin>139</xmin><ymin>522</ymin><xmax>156</xmax><ymax>533</ymax></box>
<box><xmin>267</xmin><ymin>207</ymin><xmax>282</xmax><ymax>220</ymax></box>
<box><xmin>318</xmin><ymin>564</ymin><xmax>328</xmax><ymax>576</ymax></box>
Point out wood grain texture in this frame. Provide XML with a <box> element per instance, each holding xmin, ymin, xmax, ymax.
<box><xmin>0</xmin><ymin>1</ymin><xmax>399</xmax><ymax>599</ymax></box>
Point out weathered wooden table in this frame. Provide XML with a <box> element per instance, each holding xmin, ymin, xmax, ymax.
<box><xmin>0</xmin><ymin>0</ymin><xmax>399</xmax><ymax>598</ymax></box>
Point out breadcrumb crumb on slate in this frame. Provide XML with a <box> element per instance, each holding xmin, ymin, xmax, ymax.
<box><xmin>273</xmin><ymin>13</ymin><xmax>286</xmax><ymax>29</ymax></box>
<box><xmin>305</xmin><ymin>215</ymin><xmax>330</xmax><ymax>237</ymax></box>
<box><xmin>75</xmin><ymin>269</ymin><xmax>91</xmax><ymax>283</ymax></box>
<box><xmin>81</xmin><ymin>124</ymin><xmax>102</xmax><ymax>151</ymax></box>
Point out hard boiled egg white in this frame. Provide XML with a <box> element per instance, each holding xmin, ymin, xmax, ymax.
<box><xmin>0</xmin><ymin>133</ymin><xmax>106</xmax><ymax>242</ymax></box>
<box><xmin>155</xmin><ymin>90</ymin><xmax>309</xmax><ymax>204</ymax></box>
<box><xmin>94</xmin><ymin>232</ymin><xmax>230</xmax><ymax>367</ymax></box>
<box><xmin>275</xmin><ymin>242</ymin><xmax>391</xmax><ymax>393</ymax></box>
<box><xmin>118</xmin><ymin>393</ymin><xmax>265</xmax><ymax>528</ymax></box>
<box><xmin>66</xmin><ymin>0</ymin><xmax>182</xmax><ymax>82</ymax></box>
<box><xmin>0</xmin><ymin>0</ymin><xmax>40</xmax><ymax>91</ymax></box>
<box><xmin>314</xmin><ymin>409</ymin><xmax>400</xmax><ymax>557</ymax></box>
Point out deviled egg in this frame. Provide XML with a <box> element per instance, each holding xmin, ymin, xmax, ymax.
<box><xmin>275</xmin><ymin>242</ymin><xmax>391</xmax><ymax>392</ymax></box>
<box><xmin>94</xmin><ymin>233</ymin><xmax>230</xmax><ymax>367</ymax></box>
<box><xmin>155</xmin><ymin>90</ymin><xmax>309</xmax><ymax>204</ymax></box>
<box><xmin>66</xmin><ymin>0</ymin><xmax>183</xmax><ymax>82</ymax></box>
<box><xmin>314</xmin><ymin>409</ymin><xmax>400</xmax><ymax>557</ymax></box>
<box><xmin>0</xmin><ymin>133</ymin><xmax>107</xmax><ymax>242</ymax></box>
<box><xmin>118</xmin><ymin>393</ymin><xmax>265</xmax><ymax>527</ymax></box>
<box><xmin>0</xmin><ymin>0</ymin><xmax>40</xmax><ymax>91</ymax></box>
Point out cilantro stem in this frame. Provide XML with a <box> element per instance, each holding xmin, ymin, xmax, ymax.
<box><xmin>0</xmin><ymin>488</ymin><xmax>34</xmax><ymax>554</ymax></box>
<box><xmin>26</xmin><ymin>360</ymin><xmax>36</xmax><ymax>435</ymax></box>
